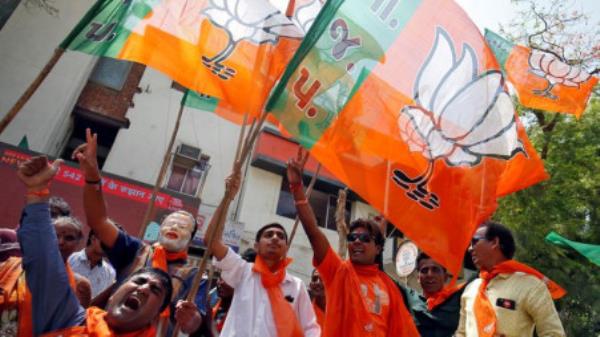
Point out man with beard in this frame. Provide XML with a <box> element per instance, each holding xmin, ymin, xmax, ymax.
<box><xmin>455</xmin><ymin>221</ymin><xmax>566</xmax><ymax>337</ymax></box>
<box><xmin>72</xmin><ymin>129</ymin><xmax>210</xmax><ymax>336</ymax></box>
<box><xmin>399</xmin><ymin>253</ymin><xmax>468</xmax><ymax>337</ymax></box>
<box><xmin>204</xmin><ymin>171</ymin><xmax>320</xmax><ymax>337</ymax></box>
<box><xmin>287</xmin><ymin>149</ymin><xmax>418</xmax><ymax>337</ymax></box>
<box><xmin>16</xmin><ymin>155</ymin><xmax>173</xmax><ymax>336</ymax></box>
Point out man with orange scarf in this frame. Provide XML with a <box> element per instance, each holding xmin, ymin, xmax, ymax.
<box><xmin>15</xmin><ymin>155</ymin><xmax>173</xmax><ymax>336</ymax></box>
<box><xmin>399</xmin><ymin>253</ymin><xmax>469</xmax><ymax>337</ymax></box>
<box><xmin>455</xmin><ymin>221</ymin><xmax>566</xmax><ymax>337</ymax></box>
<box><xmin>204</xmin><ymin>170</ymin><xmax>320</xmax><ymax>337</ymax></box>
<box><xmin>287</xmin><ymin>150</ymin><xmax>419</xmax><ymax>337</ymax></box>
<box><xmin>72</xmin><ymin>129</ymin><xmax>210</xmax><ymax>336</ymax></box>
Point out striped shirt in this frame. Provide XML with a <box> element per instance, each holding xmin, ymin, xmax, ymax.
<box><xmin>68</xmin><ymin>250</ymin><xmax>116</xmax><ymax>298</ymax></box>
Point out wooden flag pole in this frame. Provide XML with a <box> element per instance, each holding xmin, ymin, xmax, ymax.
<box><xmin>0</xmin><ymin>47</ymin><xmax>65</xmax><ymax>135</ymax></box>
<box><xmin>335</xmin><ymin>187</ymin><xmax>349</xmax><ymax>258</ymax></box>
<box><xmin>138</xmin><ymin>92</ymin><xmax>187</xmax><ymax>238</ymax></box>
<box><xmin>0</xmin><ymin>0</ymin><xmax>106</xmax><ymax>135</ymax></box>
<box><xmin>288</xmin><ymin>162</ymin><xmax>321</xmax><ymax>246</ymax></box>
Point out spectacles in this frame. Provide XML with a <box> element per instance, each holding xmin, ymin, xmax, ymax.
<box><xmin>346</xmin><ymin>232</ymin><xmax>372</xmax><ymax>243</ymax></box>
<box><xmin>57</xmin><ymin>234</ymin><xmax>80</xmax><ymax>242</ymax></box>
<box><xmin>471</xmin><ymin>236</ymin><xmax>485</xmax><ymax>247</ymax></box>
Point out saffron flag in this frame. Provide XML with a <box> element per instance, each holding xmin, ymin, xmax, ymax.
<box><xmin>267</xmin><ymin>0</ymin><xmax>547</xmax><ymax>275</ymax></box>
<box><xmin>546</xmin><ymin>231</ymin><xmax>600</xmax><ymax>267</ymax></box>
<box><xmin>485</xmin><ymin>29</ymin><xmax>598</xmax><ymax>118</ymax></box>
<box><xmin>62</xmin><ymin>0</ymin><xmax>310</xmax><ymax>119</ymax></box>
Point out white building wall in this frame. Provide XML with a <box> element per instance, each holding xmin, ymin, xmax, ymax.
<box><xmin>0</xmin><ymin>0</ymin><xmax>96</xmax><ymax>155</ymax></box>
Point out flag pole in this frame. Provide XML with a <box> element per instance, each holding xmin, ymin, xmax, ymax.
<box><xmin>138</xmin><ymin>91</ymin><xmax>187</xmax><ymax>238</ymax></box>
<box><xmin>0</xmin><ymin>0</ymin><xmax>105</xmax><ymax>135</ymax></box>
<box><xmin>335</xmin><ymin>187</ymin><xmax>349</xmax><ymax>258</ymax></box>
<box><xmin>288</xmin><ymin>162</ymin><xmax>321</xmax><ymax>246</ymax></box>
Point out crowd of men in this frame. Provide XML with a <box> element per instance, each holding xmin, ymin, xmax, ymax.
<box><xmin>0</xmin><ymin>129</ymin><xmax>566</xmax><ymax>337</ymax></box>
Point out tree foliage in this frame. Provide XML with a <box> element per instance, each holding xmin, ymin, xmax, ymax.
<box><xmin>493</xmin><ymin>1</ymin><xmax>600</xmax><ymax>335</ymax></box>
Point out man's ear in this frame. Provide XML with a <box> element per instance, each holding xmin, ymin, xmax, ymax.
<box><xmin>490</xmin><ymin>237</ymin><xmax>501</xmax><ymax>250</ymax></box>
<box><xmin>376</xmin><ymin>245</ymin><xmax>382</xmax><ymax>255</ymax></box>
<box><xmin>253</xmin><ymin>242</ymin><xmax>259</xmax><ymax>252</ymax></box>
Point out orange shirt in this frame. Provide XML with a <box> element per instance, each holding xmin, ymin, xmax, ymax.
<box><xmin>356</xmin><ymin>272</ymin><xmax>390</xmax><ymax>336</ymax></box>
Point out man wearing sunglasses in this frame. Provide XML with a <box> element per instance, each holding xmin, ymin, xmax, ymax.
<box><xmin>203</xmin><ymin>170</ymin><xmax>320</xmax><ymax>337</ymax></box>
<box><xmin>287</xmin><ymin>149</ymin><xmax>418</xmax><ymax>337</ymax></box>
<box><xmin>455</xmin><ymin>221</ymin><xmax>566</xmax><ymax>337</ymax></box>
<box><xmin>399</xmin><ymin>253</ymin><xmax>468</xmax><ymax>337</ymax></box>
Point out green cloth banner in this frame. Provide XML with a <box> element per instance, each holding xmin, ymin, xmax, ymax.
<box><xmin>545</xmin><ymin>231</ymin><xmax>600</xmax><ymax>266</ymax></box>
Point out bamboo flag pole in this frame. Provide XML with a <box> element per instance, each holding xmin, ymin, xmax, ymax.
<box><xmin>138</xmin><ymin>91</ymin><xmax>187</xmax><ymax>238</ymax></box>
<box><xmin>288</xmin><ymin>162</ymin><xmax>321</xmax><ymax>246</ymax></box>
<box><xmin>0</xmin><ymin>0</ymin><xmax>105</xmax><ymax>135</ymax></box>
<box><xmin>335</xmin><ymin>187</ymin><xmax>349</xmax><ymax>258</ymax></box>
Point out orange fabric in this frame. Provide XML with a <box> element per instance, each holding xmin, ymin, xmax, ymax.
<box><xmin>66</xmin><ymin>264</ymin><xmax>77</xmax><ymax>289</ymax></box>
<box><xmin>42</xmin><ymin>307</ymin><xmax>156</xmax><ymax>337</ymax></box>
<box><xmin>0</xmin><ymin>257</ymin><xmax>32</xmax><ymax>337</ymax></box>
<box><xmin>506</xmin><ymin>45</ymin><xmax>598</xmax><ymax>118</ymax></box>
<box><xmin>118</xmin><ymin>5</ymin><xmax>301</xmax><ymax>123</ymax></box>
<box><xmin>212</xmin><ymin>299</ymin><xmax>227</xmax><ymax>333</ymax></box>
<box><xmin>473</xmin><ymin>260</ymin><xmax>566</xmax><ymax>337</ymax></box>
<box><xmin>252</xmin><ymin>255</ymin><xmax>304</xmax><ymax>337</ymax></box>
<box><xmin>425</xmin><ymin>283</ymin><xmax>465</xmax><ymax>311</ymax></box>
<box><xmin>316</xmin><ymin>248</ymin><xmax>418</xmax><ymax>337</ymax></box>
<box><xmin>150</xmin><ymin>243</ymin><xmax>187</xmax><ymax>321</ymax></box>
<box><xmin>311</xmin><ymin>300</ymin><xmax>325</xmax><ymax>333</ymax></box>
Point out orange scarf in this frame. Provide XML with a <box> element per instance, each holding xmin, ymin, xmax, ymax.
<box><xmin>42</xmin><ymin>307</ymin><xmax>156</xmax><ymax>337</ymax></box>
<box><xmin>321</xmin><ymin>260</ymin><xmax>419</xmax><ymax>337</ymax></box>
<box><xmin>426</xmin><ymin>283</ymin><xmax>465</xmax><ymax>311</ymax></box>
<box><xmin>311</xmin><ymin>299</ymin><xmax>325</xmax><ymax>333</ymax></box>
<box><xmin>150</xmin><ymin>243</ymin><xmax>188</xmax><ymax>321</ymax></box>
<box><xmin>252</xmin><ymin>255</ymin><xmax>304</xmax><ymax>337</ymax></box>
<box><xmin>473</xmin><ymin>260</ymin><xmax>566</xmax><ymax>337</ymax></box>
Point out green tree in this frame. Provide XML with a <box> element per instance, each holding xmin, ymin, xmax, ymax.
<box><xmin>494</xmin><ymin>1</ymin><xmax>600</xmax><ymax>335</ymax></box>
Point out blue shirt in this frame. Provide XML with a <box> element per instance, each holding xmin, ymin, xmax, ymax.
<box><xmin>105</xmin><ymin>230</ymin><xmax>209</xmax><ymax>314</ymax></box>
<box><xmin>17</xmin><ymin>203</ymin><xmax>85</xmax><ymax>335</ymax></box>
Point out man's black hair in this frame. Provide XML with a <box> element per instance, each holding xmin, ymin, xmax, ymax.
<box><xmin>126</xmin><ymin>267</ymin><xmax>173</xmax><ymax>313</ymax></box>
<box><xmin>348</xmin><ymin>219</ymin><xmax>385</xmax><ymax>269</ymax></box>
<box><xmin>416</xmin><ymin>252</ymin><xmax>447</xmax><ymax>272</ymax></box>
<box><xmin>241</xmin><ymin>248</ymin><xmax>257</xmax><ymax>262</ymax></box>
<box><xmin>255</xmin><ymin>223</ymin><xmax>288</xmax><ymax>243</ymax></box>
<box><xmin>483</xmin><ymin>221</ymin><xmax>516</xmax><ymax>259</ymax></box>
<box><xmin>49</xmin><ymin>196</ymin><xmax>71</xmax><ymax>218</ymax></box>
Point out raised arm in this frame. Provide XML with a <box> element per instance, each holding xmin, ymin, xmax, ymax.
<box><xmin>16</xmin><ymin>157</ymin><xmax>85</xmax><ymax>334</ymax></box>
<box><xmin>204</xmin><ymin>168</ymin><xmax>241</xmax><ymax>260</ymax></box>
<box><xmin>72</xmin><ymin>128</ymin><xmax>119</xmax><ymax>248</ymax></box>
<box><xmin>287</xmin><ymin>148</ymin><xmax>330</xmax><ymax>265</ymax></box>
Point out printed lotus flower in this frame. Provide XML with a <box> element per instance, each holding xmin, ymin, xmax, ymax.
<box><xmin>393</xmin><ymin>28</ymin><xmax>523</xmax><ymax>210</ymax></box>
<box><xmin>398</xmin><ymin>28</ymin><xmax>522</xmax><ymax>167</ymax></box>
<box><xmin>528</xmin><ymin>50</ymin><xmax>592</xmax><ymax>99</ymax></box>
<box><xmin>202</xmin><ymin>0</ymin><xmax>304</xmax><ymax>79</ymax></box>
<box><xmin>291</xmin><ymin>0</ymin><xmax>324</xmax><ymax>34</ymax></box>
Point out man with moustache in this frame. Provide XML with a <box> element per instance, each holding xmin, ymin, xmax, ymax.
<box><xmin>204</xmin><ymin>170</ymin><xmax>320</xmax><ymax>337</ymax></box>
<box><xmin>455</xmin><ymin>221</ymin><xmax>566</xmax><ymax>337</ymax></box>
<box><xmin>287</xmin><ymin>149</ymin><xmax>418</xmax><ymax>337</ymax></box>
<box><xmin>72</xmin><ymin>129</ymin><xmax>210</xmax><ymax>336</ymax></box>
<box><xmin>16</xmin><ymin>155</ymin><xmax>173</xmax><ymax>336</ymax></box>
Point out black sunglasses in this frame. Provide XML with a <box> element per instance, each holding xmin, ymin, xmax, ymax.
<box><xmin>347</xmin><ymin>232</ymin><xmax>372</xmax><ymax>243</ymax></box>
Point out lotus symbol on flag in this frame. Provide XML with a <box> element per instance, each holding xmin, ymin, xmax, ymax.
<box><xmin>202</xmin><ymin>0</ymin><xmax>303</xmax><ymax>80</ymax></box>
<box><xmin>291</xmin><ymin>0</ymin><xmax>324</xmax><ymax>34</ymax></box>
<box><xmin>394</xmin><ymin>28</ymin><xmax>523</xmax><ymax>210</ymax></box>
<box><xmin>528</xmin><ymin>50</ymin><xmax>592</xmax><ymax>99</ymax></box>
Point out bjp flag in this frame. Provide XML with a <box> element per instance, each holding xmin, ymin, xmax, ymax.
<box><xmin>485</xmin><ymin>29</ymin><xmax>598</xmax><ymax>118</ymax></box>
<box><xmin>62</xmin><ymin>0</ymin><xmax>310</xmax><ymax>119</ymax></box>
<box><xmin>267</xmin><ymin>0</ymin><xmax>547</xmax><ymax>276</ymax></box>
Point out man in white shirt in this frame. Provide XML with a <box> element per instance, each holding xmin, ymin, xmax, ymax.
<box><xmin>205</xmin><ymin>172</ymin><xmax>320</xmax><ymax>337</ymax></box>
<box><xmin>68</xmin><ymin>230</ymin><xmax>116</xmax><ymax>298</ymax></box>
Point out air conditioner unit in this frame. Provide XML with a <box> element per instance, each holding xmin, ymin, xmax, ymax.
<box><xmin>174</xmin><ymin>144</ymin><xmax>201</xmax><ymax>167</ymax></box>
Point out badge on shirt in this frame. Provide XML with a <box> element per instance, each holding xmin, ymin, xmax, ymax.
<box><xmin>496</xmin><ymin>298</ymin><xmax>516</xmax><ymax>310</ymax></box>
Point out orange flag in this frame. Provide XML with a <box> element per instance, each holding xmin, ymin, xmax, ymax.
<box><xmin>485</xmin><ymin>29</ymin><xmax>598</xmax><ymax>117</ymax></box>
<box><xmin>267</xmin><ymin>0</ymin><xmax>548</xmax><ymax>276</ymax></box>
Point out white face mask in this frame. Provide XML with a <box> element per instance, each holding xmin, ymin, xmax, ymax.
<box><xmin>157</xmin><ymin>212</ymin><xmax>194</xmax><ymax>252</ymax></box>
